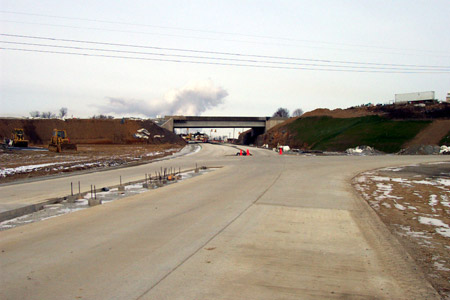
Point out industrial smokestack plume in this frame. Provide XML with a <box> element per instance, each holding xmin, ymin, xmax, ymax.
<box><xmin>99</xmin><ymin>80</ymin><xmax>228</xmax><ymax>117</ymax></box>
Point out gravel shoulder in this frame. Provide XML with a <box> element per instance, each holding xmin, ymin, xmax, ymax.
<box><xmin>353</xmin><ymin>162</ymin><xmax>450</xmax><ymax>299</ymax></box>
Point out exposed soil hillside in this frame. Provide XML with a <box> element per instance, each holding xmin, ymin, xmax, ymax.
<box><xmin>303</xmin><ymin>102</ymin><xmax>450</xmax><ymax>120</ymax></box>
<box><xmin>302</xmin><ymin>107</ymin><xmax>380</xmax><ymax>118</ymax></box>
<box><xmin>252</xmin><ymin>103</ymin><xmax>450</xmax><ymax>152</ymax></box>
<box><xmin>404</xmin><ymin>120</ymin><xmax>450</xmax><ymax>147</ymax></box>
<box><xmin>0</xmin><ymin>118</ymin><xmax>185</xmax><ymax>146</ymax></box>
<box><xmin>258</xmin><ymin>116</ymin><xmax>436</xmax><ymax>153</ymax></box>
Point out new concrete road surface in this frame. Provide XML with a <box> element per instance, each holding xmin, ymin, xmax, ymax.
<box><xmin>1</xmin><ymin>143</ymin><xmax>449</xmax><ymax>299</ymax></box>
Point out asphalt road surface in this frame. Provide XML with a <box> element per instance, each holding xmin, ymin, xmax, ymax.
<box><xmin>1</xmin><ymin>143</ymin><xmax>449</xmax><ymax>300</ymax></box>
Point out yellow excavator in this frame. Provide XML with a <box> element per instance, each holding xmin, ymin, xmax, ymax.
<box><xmin>11</xmin><ymin>128</ymin><xmax>29</xmax><ymax>147</ymax></box>
<box><xmin>48</xmin><ymin>129</ymin><xmax>77</xmax><ymax>152</ymax></box>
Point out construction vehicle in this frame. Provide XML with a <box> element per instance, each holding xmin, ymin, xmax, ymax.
<box><xmin>11</xmin><ymin>128</ymin><xmax>29</xmax><ymax>147</ymax></box>
<box><xmin>48</xmin><ymin>129</ymin><xmax>77</xmax><ymax>152</ymax></box>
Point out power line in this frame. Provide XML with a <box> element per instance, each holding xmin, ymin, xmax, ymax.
<box><xmin>2</xmin><ymin>33</ymin><xmax>449</xmax><ymax>70</ymax></box>
<box><xmin>2</xmin><ymin>46</ymin><xmax>449</xmax><ymax>74</ymax></box>
<box><xmin>2</xmin><ymin>40</ymin><xmax>449</xmax><ymax>71</ymax></box>
<box><xmin>1</xmin><ymin>10</ymin><xmax>448</xmax><ymax>55</ymax></box>
<box><xmin>7</xmin><ymin>19</ymin><xmax>425</xmax><ymax>56</ymax></box>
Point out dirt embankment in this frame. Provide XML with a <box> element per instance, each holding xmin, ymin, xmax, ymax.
<box><xmin>405</xmin><ymin>120</ymin><xmax>450</xmax><ymax>147</ymax></box>
<box><xmin>302</xmin><ymin>107</ymin><xmax>380</xmax><ymax>118</ymax></box>
<box><xmin>302</xmin><ymin>102</ymin><xmax>450</xmax><ymax>120</ymax></box>
<box><xmin>252</xmin><ymin>103</ymin><xmax>450</xmax><ymax>151</ymax></box>
<box><xmin>0</xmin><ymin>118</ymin><xmax>185</xmax><ymax>146</ymax></box>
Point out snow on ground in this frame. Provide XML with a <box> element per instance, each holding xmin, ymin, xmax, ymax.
<box><xmin>0</xmin><ymin>147</ymin><xmax>186</xmax><ymax>179</ymax></box>
<box><xmin>353</xmin><ymin>162</ymin><xmax>450</xmax><ymax>297</ymax></box>
<box><xmin>419</xmin><ymin>216</ymin><xmax>450</xmax><ymax>238</ymax></box>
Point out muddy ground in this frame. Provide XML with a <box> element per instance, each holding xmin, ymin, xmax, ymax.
<box><xmin>0</xmin><ymin>144</ymin><xmax>183</xmax><ymax>184</ymax></box>
<box><xmin>354</xmin><ymin>162</ymin><xmax>450</xmax><ymax>299</ymax></box>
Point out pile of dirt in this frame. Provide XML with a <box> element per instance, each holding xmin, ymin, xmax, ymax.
<box><xmin>302</xmin><ymin>102</ymin><xmax>450</xmax><ymax>120</ymax></box>
<box><xmin>398</xmin><ymin>145</ymin><xmax>444</xmax><ymax>155</ymax></box>
<box><xmin>0</xmin><ymin>118</ymin><xmax>185</xmax><ymax>146</ymax></box>
<box><xmin>302</xmin><ymin>107</ymin><xmax>380</xmax><ymax>118</ymax></box>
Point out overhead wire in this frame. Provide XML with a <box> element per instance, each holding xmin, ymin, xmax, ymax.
<box><xmin>3</xmin><ymin>19</ymin><xmax>450</xmax><ymax>59</ymax></box>
<box><xmin>2</xmin><ymin>40</ymin><xmax>449</xmax><ymax>72</ymax></box>
<box><xmin>1</xmin><ymin>10</ymin><xmax>449</xmax><ymax>55</ymax></box>
<box><xmin>1</xmin><ymin>33</ymin><xmax>449</xmax><ymax>70</ymax></box>
<box><xmin>2</xmin><ymin>46</ymin><xmax>449</xmax><ymax>74</ymax></box>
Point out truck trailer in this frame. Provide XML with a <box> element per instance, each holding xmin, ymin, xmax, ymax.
<box><xmin>394</xmin><ymin>91</ymin><xmax>435</xmax><ymax>104</ymax></box>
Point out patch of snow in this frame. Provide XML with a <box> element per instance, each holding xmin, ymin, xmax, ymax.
<box><xmin>437</xmin><ymin>178</ymin><xmax>450</xmax><ymax>186</ymax></box>
<box><xmin>381</xmin><ymin>167</ymin><xmax>403</xmax><ymax>172</ymax></box>
<box><xmin>412</xmin><ymin>180</ymin><xmax>436</xmax><ymax>186</ymax></box>
<box><xmin>374</xmin><ymin>183</ymin><xmax>402</xmax><ymax>200</ymax></box>
<box><xmin>408</xmin><ymin>206</ymin><xmax>417</xmax><ymax>210</ymax></box>
<box><xmin>394</xmin><ymin>203</ymin><xmax>406</xmax><ymax>210</ymax></box>
<box><xmin>434</xmin><ymin>261</ymin><xmax>450</xmax><ymax>272</ymax></box>
<box><xmin>398</xmin><ymin>225</ymin><xmax>431</xmax><ymax>239</ymax></box>
<box><xmin>418</xmin><ymin>217</ymin><xmax>450</xmax><ymax>238</ymax></box>
<box><xmin>1</xmin><ymin>162</ymin><xmax>62</xmax><ymax>177</ymax></box>
<box><xmin>418</xmin><ymin>217</ymin><xmax>447</xmax><ymax>227</ymax></box>
<box><xmin>391</xmin><ymin>178</ymin><xmax>410</xmax><ymax>184</ymax></box>
<box><xmin>370</xmin><ymin>176</ymin><xmax>391</xmax><ymax>181</ymax></box>
<box><xmin>429</xmin><ymin>195</ymin><xmax>438</xmax><ymax>212</ymax></box>
<box><xmin>413</xmin><ymin>192</ymin><xmax>423</xmax><ymax>198</ymax></box>
<box><xmin>436</xmin><ymin>228</ymin><xmax>450</xmax><ymax>238</ymax></box>
<box><xmin>381</xmin><ymin>202</ymin><xmax>392</xmax><ymax>208</ymax></box>
<box><xmin>355</xmin><ymin>176</ymin><xmax>367</xmax><ymax>183</ymax></box>
<box><xmin>440</xmin><ymin>195</ymin><xmax>450</xmax><ymax>208</ymax></box>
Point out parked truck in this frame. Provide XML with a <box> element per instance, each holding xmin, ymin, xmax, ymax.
<box><xmin>394</xmin><ymin>91</ymin><xmax>435</xmax><ymax>104</ymax></box>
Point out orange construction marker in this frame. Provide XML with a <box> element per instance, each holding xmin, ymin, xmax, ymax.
<box><xmin>279</xmin><ymin>148</ymin><xmax>283</xmax><ymax>155</ymax></box>
<box><xmin>246</xmin><ymin>149</ymin><xmax>250</xmax><ymax>156</ymax></box>
<box><xmin>240</xmin><ymin>149</ymin><xmax>243</xmax><ymax>156</ymax></box>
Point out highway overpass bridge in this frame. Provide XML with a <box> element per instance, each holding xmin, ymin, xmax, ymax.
<box><xmin>159</xmin><ymin>116</ymin><xmax>287</xmax><ymax>133</ymax></box>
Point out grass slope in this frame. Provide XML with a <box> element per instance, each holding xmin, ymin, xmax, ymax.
<box><xmin>440</xmin><ymin>130</ymin><xmax>450</xmax><ymax>145</ymax></box>
<box><xmin>287</xmin><ymin>116</ymin><xmax>431</xmax><ymax>153</ymax></box>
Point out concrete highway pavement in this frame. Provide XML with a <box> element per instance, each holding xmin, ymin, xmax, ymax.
<box><xmin>1</xmin><ymin>143</ymin><xmax>448</xmax><ymax>299</ymax></box>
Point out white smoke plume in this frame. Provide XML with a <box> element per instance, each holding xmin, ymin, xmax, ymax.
<box><xmin>99</xmin><ymin>80</ymin><xmax>228</xmax><ymax>117</ymax></box>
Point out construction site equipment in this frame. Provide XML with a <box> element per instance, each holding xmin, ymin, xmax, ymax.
<box><xmin>48</xmin><ymin>129</ymin><xmax>77</xmax><ymax>152</ymax></box>
<box><xmin>11</xmin><ymin>128</ymin><xmax>29</xmax><ymax>147</ymax></box>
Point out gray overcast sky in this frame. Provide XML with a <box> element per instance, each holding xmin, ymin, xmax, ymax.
<box><xmin>1</xmin><ymin>0</ymin><xmax>449</xmax><ymax>118</ymax></box>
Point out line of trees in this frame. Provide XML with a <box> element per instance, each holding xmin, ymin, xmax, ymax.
<box><xmin>30</xmin><ymin>107</ymin><xmax>68</xmax><ymax>119</ymax></box>
<box><xmin>91</xmin><ymin>114</ymin><xmax>114</xmax><ymax>119</ymax></box>
<box><xmin>272</xmin><ymin>107</ymin><xmax>303</xmax><ymax>118</ymax></box>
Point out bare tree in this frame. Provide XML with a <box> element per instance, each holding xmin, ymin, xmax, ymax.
<box><xmin>59</xmin><ymin>107</ymin><xmax>68</xmax><ymax>118</ymax></box>
<box><xmin>41</xmin><ymin>111</ymin><xmax>56</xmax><ymax>119</ymax></box>
<box><xmin>272</xmin><ymin>107</ymin><xmax>290</xmax><ymax>118</ymax></box>
<box><xmin>292</xmin><ymin>108</ymin><xmax>304</xmax><ymax>117</ymax></box>
<box><xmin>30</xmin><ymin>111</ymin><xmax>41</xmax><ymax>118</ymax></box>
<box><xmin>92</xmin><ymin>114</ymin><xmax>114</xmax><ymax>119</ymax></box>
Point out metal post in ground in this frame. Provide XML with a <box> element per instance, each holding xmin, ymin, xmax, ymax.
<box><xmin>118</xmin><ymin>175</ymin><xmax>125</xmax><ymax>191</ymax></box>
<box><xmin>143</xmin><ymin>174</ymin><xmax>149</xmax><ymax>189</ymax></box>
<box><xmin>77</xmin><ymin>181</ymin><xmax>82</xmax><ymax>199</ymax></box>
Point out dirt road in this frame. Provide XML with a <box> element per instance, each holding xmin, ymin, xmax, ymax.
<box><xmin>1</xmin><ymin>144</ymin><xmax>449</xmax><ymax>299</ymax></box>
